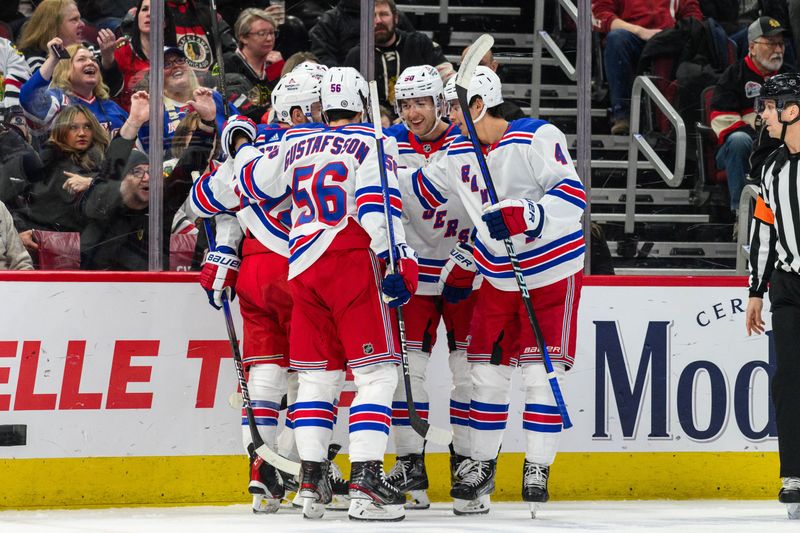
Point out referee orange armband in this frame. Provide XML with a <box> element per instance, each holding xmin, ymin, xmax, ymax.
<box><xmin>754</xmin><ymin>196</ymin><xmax>775</xmax><ymax>225</ymax></box>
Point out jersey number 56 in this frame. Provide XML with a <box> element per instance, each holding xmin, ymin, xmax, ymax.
<box><xmin>292</xmin><ymin>162</ymin><xmax>349</xmax><ymax>226</ymax></box>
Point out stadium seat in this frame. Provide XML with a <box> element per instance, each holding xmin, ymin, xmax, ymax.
<box><xmin>170</xmin><ymin>233</ymin><xmax>198</xmax><ymax>271</ymax></box>
<box><xmin>31</xmin><ymin>230</ymin><xmax>80</xmax><ymax>270</ymax></box>
<box><xmin>0</xmin><ymin>21</ymin><xmax>13</xmax><ymax>41</ymax></box>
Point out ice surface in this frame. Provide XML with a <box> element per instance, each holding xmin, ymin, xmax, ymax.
<box><xmin>0</xmin><ymin>501</ymin><xmax>797</xmax><ymax>532</ymax></box>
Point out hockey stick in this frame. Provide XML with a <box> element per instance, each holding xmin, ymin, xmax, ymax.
<box><xmin>202</xmin><ymin>219</ymin><xmax>301</xmax><ymax>474</ymax></box>
<box><xmin>456</xmin><ymin>35</ymin><xmax>572</xmax><ymax>429</ymax></box>
<box><xmin>367</xmin><ymin>80</ymin><xmax>453</xmax><ymax>446</ymax></box>
<box><xmin>208</xmin><ymin>0</ymin><xmax>230</xmax><ymax>119</ymax></box>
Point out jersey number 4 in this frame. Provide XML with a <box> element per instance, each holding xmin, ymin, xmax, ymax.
<box><xmin>292</xmin><ymin>162</ymin><xmax>348</xmax><ymax>226</ymax></box>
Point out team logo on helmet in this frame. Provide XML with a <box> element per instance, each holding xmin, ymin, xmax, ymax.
<box><xmin>362</xmin><ymin>343</ymin><xmax>374</xmax><ymax>355</ymax></box>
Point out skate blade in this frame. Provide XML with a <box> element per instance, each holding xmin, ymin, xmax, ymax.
<box><xmin>452</xmin><ymin>495</ymin><xmax>490</xmax><ymax>515</ymax></box>
<box><xmin>529</xmin><ymin>501</ymin><xmax>542</xmax><ymax>519</ymax></box>
<box><xmin>788</xmin><ymin>503</ymin><xmax>800</xmax><ymax>520</ymax></box>
<box><xmin>405</xmin><ymin>489</ymin><xmax>430</xmax><ymax>510</ymax></box>
<box><xmin>325</xmin><ymin>493</ymin><xmax>351</xmax><ymax>511</ymax></box>
<box><xmin>302</xmin><ymin>496</ymin><xmax>326</xmax><ymax>519</ymax></box>
<box><xmin>251</xmin><ymin>494</ymin><xmax>280</xmax><ymax>514</ymax></box>
<box><xmin>348</xmin><ymin>499</ymin><xmax>405</xmax><ymax>521</ymax></box>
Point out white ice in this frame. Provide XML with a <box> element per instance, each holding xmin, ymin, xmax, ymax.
<box><xmin>0</xmin><ymin>501</ymin><xmax>797</xmax><ymax>533</ymax></box>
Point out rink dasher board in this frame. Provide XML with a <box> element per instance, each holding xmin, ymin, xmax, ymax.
<box><xmin>0</xmin><ymin>273</ymin><xmax>782</xmax><ymax>507</ymax></box>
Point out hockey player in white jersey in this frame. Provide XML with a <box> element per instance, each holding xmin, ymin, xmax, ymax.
<box><xmin>382</xmin><ymin>65</ymin><xmax>475</xmax><ymax>508</ymax></box>
<box><xmin>190</xmin><ymin>70</ymin><xmax>350</xmax><ymax>513</ymax></box>
<box><xmin>410</xmin><ymin>67</ymin><xmax>585</xmax><ymax>516</ymax></box>
<box><xmin>225</xmin><ymin>67</ymin><xmax>417</xmax><ymax>522</ymax></box>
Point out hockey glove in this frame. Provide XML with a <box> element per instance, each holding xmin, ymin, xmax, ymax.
<box><xmin>381</xmin><ymin>244</ymin><xmax>419</xmax><ymax>308</ymax></box>
<box><xmin>439</xmin><ymin>242</ymin><xmax>477</xmax><ymax>304</ymax></box>
<box><xmin>199</xmin><ymin>246</ymin><xmax>241</xmax><ymax>309</ymax></box>
<box><xmin>481</xmin><ymin>199</ymin><xmax>544</xmax><ymax>241</ymax></box>
<box><xmin>221</xmin><ymin>115</ymin><xmax>257</xmax><ymax>158</ymax></box>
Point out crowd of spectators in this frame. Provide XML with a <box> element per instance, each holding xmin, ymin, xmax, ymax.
<box><xmin>592</xmin><ymin>0</ymin><xmax>800</xmax><ymax>239</ymax></box>
<box><xmin>0</xmin><ymin>0</ymin><xmax>459</xmax><ymax>272</ymax></box>
<box><xmin>0</xmin><ymin>0</ymin><xmax>795</xmax><ymax>271</ymax></box>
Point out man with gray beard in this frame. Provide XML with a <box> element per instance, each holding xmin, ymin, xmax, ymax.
<box><xmin>710</xmin><ymin>16</ymin><xmax>791</xmax><ymax>223</ymax></box>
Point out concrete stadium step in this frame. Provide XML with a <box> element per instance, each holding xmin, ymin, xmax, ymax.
<box><xmin>607</xmin><ymin>241</ymin><xmax>736</xmax><ymax>259</ymax></box>
<box><xmin>592</xmin><ymin>213</ymin><xmax>709</xmax><ymax>224</ymax></box>
<box><xmin>398</xmin><ymin>5</ymin><xmax>521</xmax><ymax>16</ymax></box>
<box><xmin>591</xmin><ymin>188</ymin><xmax>693</xmax><ymax>205</ymax></box>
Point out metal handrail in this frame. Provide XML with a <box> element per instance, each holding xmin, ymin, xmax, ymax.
<box><xmin>531</xmin><ymin>0</ymin><xmax>578</xmax><ymax>115</ymax></box>
<box><xmin>736</xmin><ymin>184</ymin><xmax>759</xmax><ymax>274</ymax></box>
<box><xmin>623</xmin><ymin>75</ymin><xmax>687</xmax><ymax>233</ymax></box>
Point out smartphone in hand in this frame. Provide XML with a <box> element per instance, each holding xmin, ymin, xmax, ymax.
<box><xmin>50</xmin><ymin>44</ymin><xmax>70</xmax><ymax>60</ymax></box>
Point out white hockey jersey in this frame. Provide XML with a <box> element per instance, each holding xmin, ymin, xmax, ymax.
<box><xmin>188</xmin><ymin>125</ymin><xmax>292</xmax><ymax>256</ymax></box>
<box><xmin>233</xmin><ymin>122</ymin><xmax>406</xmax><ymax>278</ymax></box>
<box><xmin>413</xmin><ymin>118</ymin><xmax>585</xmax><ymax>291</ymax></box>
<box><xmin>386</xmin><ymin>122</ymin><xmax>473</xmax><ymax>295</ymax></box>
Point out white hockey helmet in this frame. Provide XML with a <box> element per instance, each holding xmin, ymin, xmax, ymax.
<box><xmin>444</xmin><ymin>76</ymin><xmax>458</xmax><ymax>102</ymax></box>
<box><xmin>394</xmin><ymin>65</ymin><xmax>446</xmax><ymax>123</ymax></box>
<box><xmin>321</xmin><ymin>67</ymin><xmax>368</xmax><ymax>114</ymax></box>
<box><xmin>466</xmin><ymin>66</ymin><xmax>504</xmax><ymax>108</ymax></box>
<box><xmin>293</xmin><ymin>61</ymin><xmax>329</xmax><ymax>82</ymax></box>
<box><xmin>272</xmin><ymin>71</ymin><xmax>322</xmax><ymax>123</ymax></box>
<box><xmin>444</xmin><ymin>66</ymin><xmax>504</xmax><ymax>108</ymax></box>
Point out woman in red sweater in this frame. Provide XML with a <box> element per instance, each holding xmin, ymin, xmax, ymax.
<box><xmin>114</xmin><ymin>0</ymin><xmax>151</xmax><ymax>112</ymax></box>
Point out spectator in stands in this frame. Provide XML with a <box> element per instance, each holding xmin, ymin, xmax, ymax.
<box><xmin>18</xmin><ymin>0</ymin><xmax>84</xmax><ymax>73</ymax></box>
<box><xmin>164</xmin><ymin>0</ymin><xmax>237</xmax><ymax>74</ymax></box>
<box><xmin>114</xmin><ymin>0</ymin><xmax>151</xmax><ymax>112</ymax></box>
<box><xmin>592</xmin><ymin>0</ymin><xmax>704</xmax><ymax>135</ymax></box>
<box><xmin>18</xmin><ymin>0</ymin><xmax>124</xmax><ymax>96</ymax></box>
<box><xmin>461</xmin><ymin>45</ymin><xmax>526</xmax><ymax>121</ymax></box>
<box><xmin>20</xmin><ymin>39</ymin><xmax>129</xmax><ymax>134</ymax></box>
<box><xmin>138</xmin><ymin>47</ymin><xmax>231</xmax><ymax>152</ymax></box>
<box><xmin>12</xmin><ymin>104</ymin><xmax>109</xmax><ymax>251</ymax></box>
<box><xmin>309</xmin><ymin>0</ymin><xmax>415</xmax><ymax>68</ymax></box>
<box><xmin>0</xmin><ymin>37</ymin><xmax>32</xmax><ymax>112</ymax></box>
<box><xmin>711</xmin><ymin>16</ymin><xmax>790</xmax><ymax>220</ymax></box>
<box><xmin>76</xmin><ymin>0</ymin><xmax>138</xmax><ymax>32</ymax></box>
<box><xmin>80</xmin><ymin>91</ymin><xmax>215</xmax><ymax>270</ymax></box>
<box><xmin>0</xmin><ymin>111</ymin><xmax>38</xmax><ymax>207</ymax></box>
<box><xmin>0</xmin><ymin>200</ymin><xmax>33</xmax><ymax>270</ymax></box>
<box><xmin>224</xmin><ymin>8</ymin><xmax>284</xmax><ymax>123</ymax></box>
<box><xmin>0</xmin><ymin>2</ymin><xmax>27</xmax><ymax>39</ymax></box>
<box><xmin>281</xmin><ymin>51</ymin><xmax>321</xmax><ymax>76</ymax></box>
<box><xmin>344</xmin><ymin>0</ymin><xmax>454</xmax><ymax>111</ymax></box>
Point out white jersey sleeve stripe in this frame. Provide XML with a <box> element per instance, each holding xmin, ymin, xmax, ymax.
<box><xmin>355</xmin><ymin>185</ymin><xmax>402</xmax><ymax>219</ymax></box>
<box><xmin>546</xmin><ymin>178</ymin><xmax>587</xmax><ymax>210</ymax></box>
<box><xmin>473</xmin><ymin>229</ymin><xmax>585</xmax><ymax>278</ymax></box>
<box><xmin>412</xmin><ymin>169</ymin><xmax>447</xmax><ymax>210</ymax></box>
<box><xmin>191</xmin><ymin>172</ymin><xmax>232</xmax><ymax>215</ymax></box>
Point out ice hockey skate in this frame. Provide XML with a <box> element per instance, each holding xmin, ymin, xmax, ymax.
<box><xmin>386</xmin><ymin>453</ymin><xmax>430</xmax><ymax>509</ymax></box>
<box><xmin>451</xmin><ymin>458</ymin><xmax>496</xmax><ymax>515</ymax></box>
<box><xmin>348</xmin><ymin>460</ymin><xmax>406</xmax><ymax>521</ymax></box>
<box><xmin>298</xmin><ymin>460</ymin><xmax>332</xmax><ymax>519</ymax></box>
<box><xmin>247</xmin><ymin>444</ymin><xmax>284</xmax><ymax>514</ymax></box>
<box><xmin>779</xmin><ymin>477</ymin><xmax>800</xmax><ymax>519</ymax></box>
<box><xmin>325</xmin><ymin>447</ymin><xmax>350</xmax><ymax>511</ymax></box>
<box><xmin>522</xmin><ymin>460</ymin><xmax>550</xmax><ymax>518</ymax></box>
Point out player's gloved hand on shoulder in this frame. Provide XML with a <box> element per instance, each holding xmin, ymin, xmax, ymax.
<box><xmin>381</xmin><ymin>244</ymin><xmax>418</xmax><ymax>308</ymax></box>
<box><xmin>481</xmin><ymin>199</ymin><xmax>544</xmax><ymax>241</ymax></box>
<box><xmin>199</xmin><ymin>246</ymin><xmax>241</xmax><ymax>309</ymax></box>
<box><xmin>439</xmin><ymin>242</ymin><xmax>477</xmax><ymax>304</ymax></box>
<box><xmin>221</xmin><ymin>115</ymin><xmax>257</xmax><ymax>159</ymax></box>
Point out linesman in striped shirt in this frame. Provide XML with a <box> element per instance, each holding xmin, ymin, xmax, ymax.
<box><xmin>745</xmin><ymin>72</ymin><xmax>800</xmax><ymax>516</ymax></box>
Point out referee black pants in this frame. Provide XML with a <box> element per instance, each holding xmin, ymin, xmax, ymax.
<box><xmin>768</xmin><ymin>269</ymin><xmax>800</xmax><ymax>478</ymax></box>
